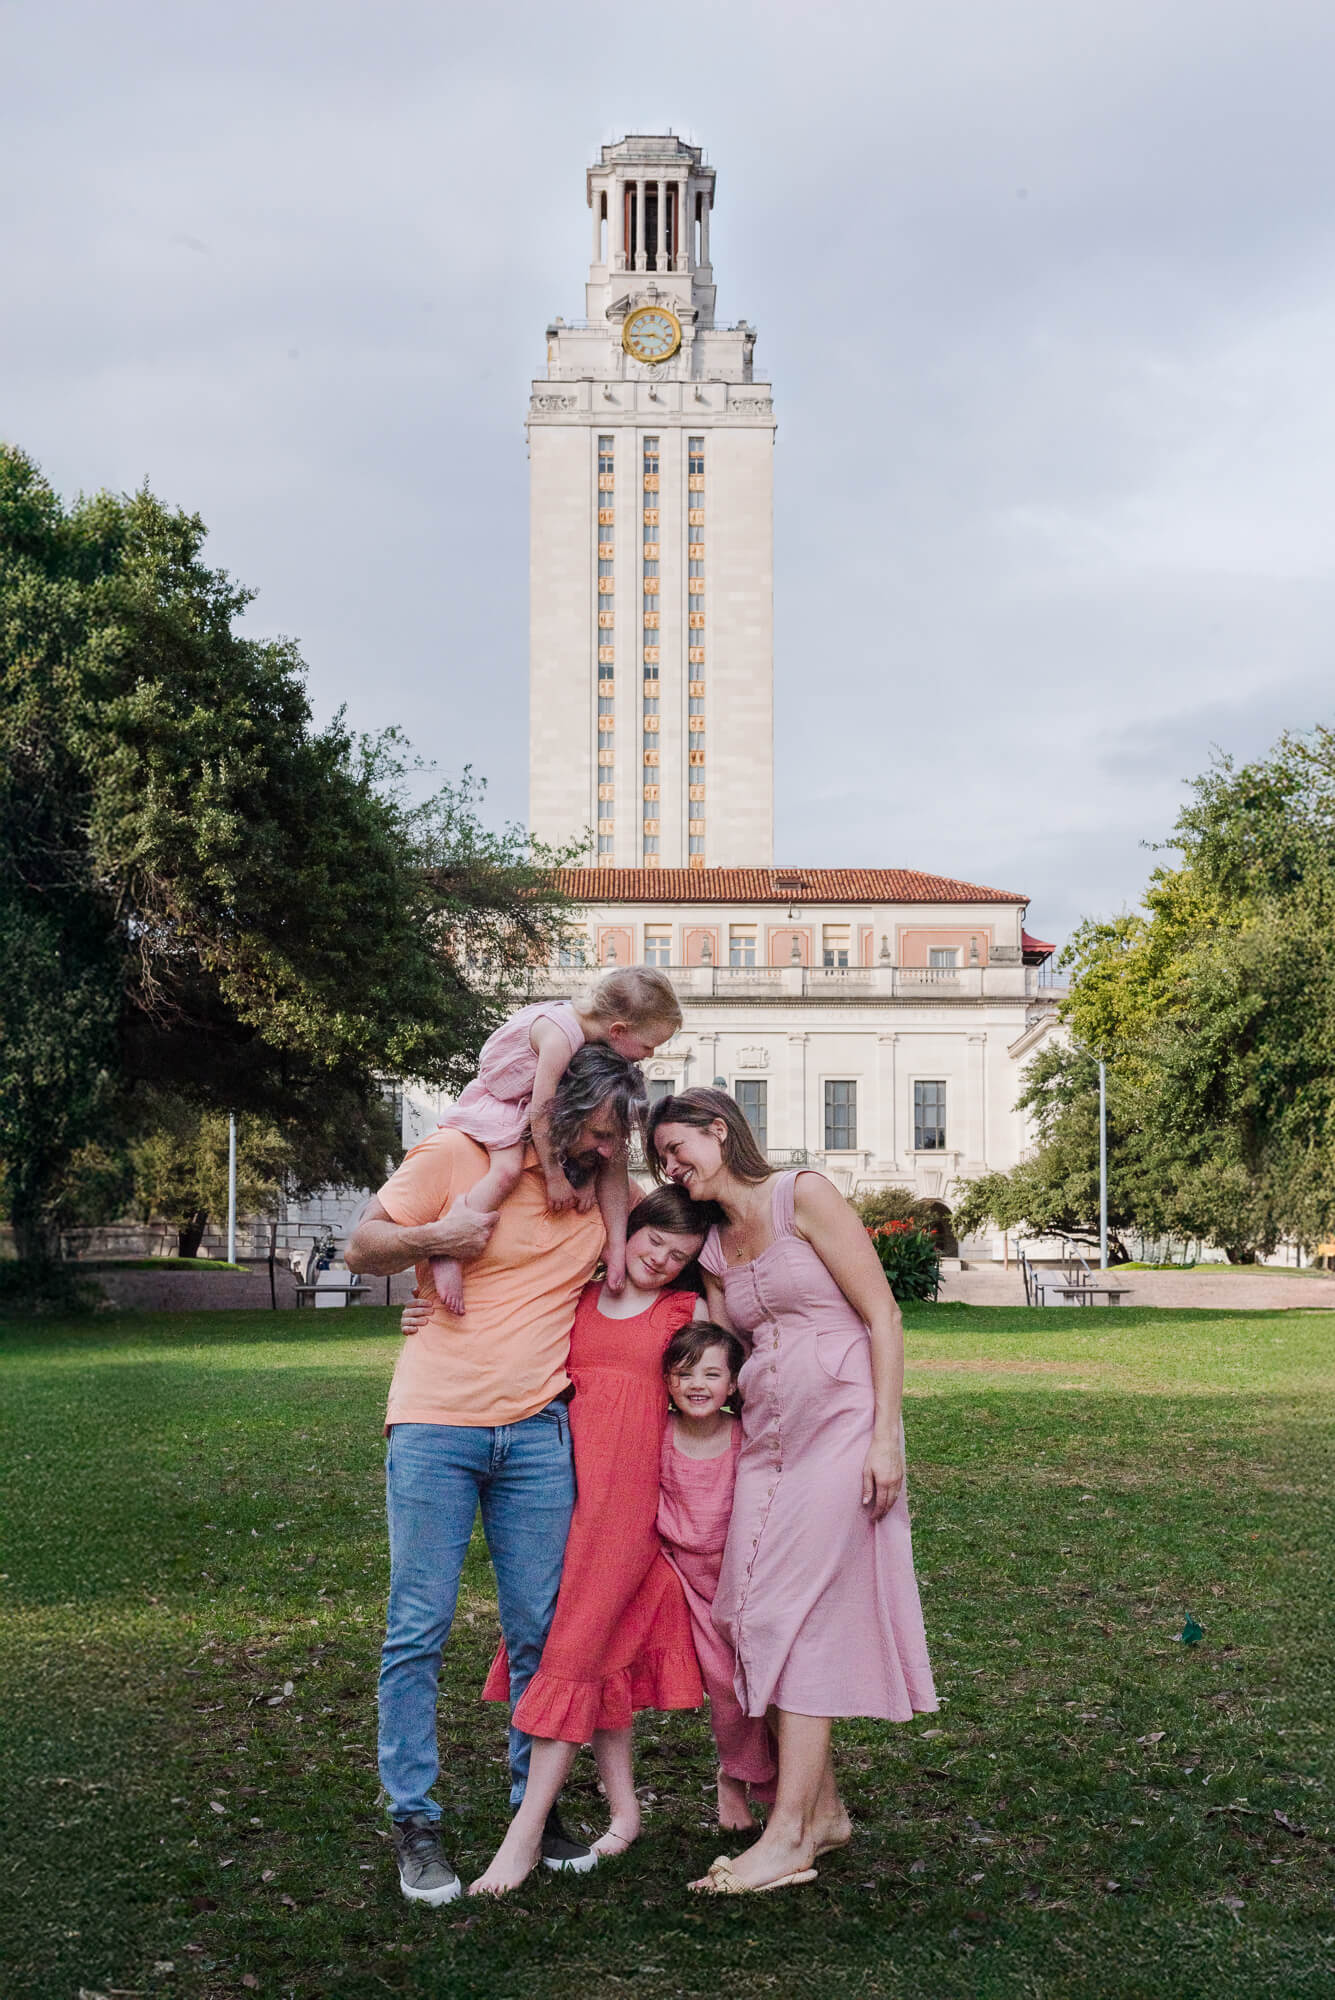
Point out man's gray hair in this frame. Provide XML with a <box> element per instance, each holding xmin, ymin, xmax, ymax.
<box><xmin>547</xmin><ymin>1043</ymin><xmax>647</xmax><ymax>1173</ymax></box>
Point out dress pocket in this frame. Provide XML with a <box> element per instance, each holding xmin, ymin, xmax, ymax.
<box><xmin>814</xmin><ymin>1325</ymin><xmax>872</xmax><ymax>1386</ymax></box>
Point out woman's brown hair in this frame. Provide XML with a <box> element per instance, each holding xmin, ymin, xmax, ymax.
<box><xmin>646</xmin><ymin>1087</ymin><xmax>773</xmax><ymax>1187</ymax></box>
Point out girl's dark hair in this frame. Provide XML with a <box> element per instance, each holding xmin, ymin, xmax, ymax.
<box><xmin>646</xmin><ymin>1087</ymin><xmax>773</xmax><ymax>1187</ymax></box>
<box><xmin>624</xmin><ymin>1183</ymin><xmax>724</xmax><ymax>1295</ymax></box>
<box><xmin>662</xmin><ymin>1318</ymin><xmax>748</xmax><ymax>1386</ymax></box>
<box><xmin>626</xmin><ymin>1183</ymin><xmax>725</xmax><ymax>1240</ymax></box>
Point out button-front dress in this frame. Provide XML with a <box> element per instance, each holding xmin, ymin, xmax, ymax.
<box><xmin>701</xmin><ymin>1171</ymin><xmax>938</xmax><ymax>1723</ymax></box>
<box><xmin>482</xmin><ymin>1282</ymin><xmax>704</xmax><ymax>1738</ymax></box>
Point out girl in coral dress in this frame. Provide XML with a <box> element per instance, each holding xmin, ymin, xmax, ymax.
<box><xmin>649</xmin><ymin>1088</ymin><xmax>937</xmax><ymax>1897</ymax></box>
<box><xmin>468</xmin><ymin>1183</ymin><xmax>725</xmax><ymax>1896</ymax></box>
<box><xmin>429</xmin><ymin>968</ymin><xmax>682</xmax><ymax>1312</ymax></box>
<box><xmin>657</xmin><ymin>1321</ymin><xmax>778</xmax><ymax>1831</ymax></box>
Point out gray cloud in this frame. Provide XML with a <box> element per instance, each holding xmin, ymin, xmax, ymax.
<box><xmin>5</xmin><ymin>0</ymin><xmax>1335</xmax><ymax>948</ymax></box>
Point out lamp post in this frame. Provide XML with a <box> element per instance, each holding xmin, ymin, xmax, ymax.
<box><xmin>1098</xmin><ymin>1059</ymin><xmax>1108</xmax><ymax>1272</ymax></box>
<box><xmin>227</xmin><ymin>1115</ymin><xmax>238</xmax><ymax>1267</ymax></box>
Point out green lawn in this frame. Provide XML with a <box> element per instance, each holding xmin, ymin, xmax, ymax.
<box><xmin>2</xmin><ymin>1305</ymin><xmax>1332</xmax><ymax>2000</ymax></box>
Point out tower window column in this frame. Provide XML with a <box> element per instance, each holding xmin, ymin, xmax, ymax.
<box><xmin>595</xmin><ymin>435</ymin><xmax>615</xmax><ymax>859</ymax></box>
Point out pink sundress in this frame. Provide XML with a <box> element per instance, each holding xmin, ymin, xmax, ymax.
<box><xmin>438</xmin><ymin>1001</ymin><xmax>585</xmax><ymax>1150</ymax></box>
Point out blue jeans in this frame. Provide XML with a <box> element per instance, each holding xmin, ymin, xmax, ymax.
<box><xmin>377</xmin><ymin>1403</ymin><xmax>575</xmax><ymax>1822</ymax></box>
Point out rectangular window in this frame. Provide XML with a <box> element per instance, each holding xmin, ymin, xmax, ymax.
<box><xmin>735</xmin><ymin>1079</ymin><xmax>768</xmax><ymax>1149</ymax></box>
<box><xmin>689</xmin><ymin>559</ymin><xmax>705</xmax><ymax>577</ymax></box>
<box><xmin>643</xmin><ymin>835</ymin><xmax>661</xmax><ymax>854</ymax></box>
<box><xmin>596</xmin><ymin>836</ymin><xmax>614</xmax><ymax>856</ymax></box>
<box><xmin>822</xmin><ymin>925</ymin><xmax>851</xmax><ymax>968</ymax></box>
<box><xmin>689</xmin><ymin>697</ymin><xmax>705</xmax><ymax>715</ymax></box>
<box><xmin>644</xmin><ymin>926</ymin><xmax>672</xmax><ymax>967</ymax></box>
<box><xmin>598</xmin><ymin>558</ymin><xmax>614</xmax><ymax>577</ymax></box>
<box><xmin>688</xmin><ymin>835</ymin><xmax>705</xmax><ymax>854</ymax></box>
<box><xmin>559</xmin><ymin>937</ymin><xmax>589</xmax><ymax>967</ymax></box>
<box><xmin>824</xmin><ymin>1080</ymin><xmax>857</xmax><ymax>1150</ymax></box>
<box><xmin>642</xmin><ymin>697</ymin><xmax>659</xmax><ymax>715</ymax></box>
<box><xmin>648</xmin><ymin>1076</ymin><xmax>675</xmax><ymax>1108</ymax></box>
<box><xmin>914</xmin><ymin>1080</ymin><xmax>947</xmax><ymax>1151</ymax></box>
<box><xmin>598</xmin><ymin>697</ymin><xmax>614</xmax><ymax>715</ymax></box>
<box><xmin>928</xmin><ymin>947</ymin><xmax>958</xmax><ymax>968</ymax></box>
<box><xmin>729</xmin><ymin>926</ymin><xmax>757</xmax><ymax>967</ymax></box>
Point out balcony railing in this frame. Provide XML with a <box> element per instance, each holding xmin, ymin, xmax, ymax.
<box><xmin>537</xmin><ymin>963</ymin><xmax>1046</xmax><ymax>1000</ymax></box>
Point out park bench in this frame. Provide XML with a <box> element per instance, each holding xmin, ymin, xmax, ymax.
<box><xmin>292</xmin><ymin>1241</ymin><xmax>370</xmax><ymax>1308</ymax></box>
<box><xmin>1018</xmin><ymin>1246</ymin><xmax>1131</xmax><ymax>1308</ymax></box>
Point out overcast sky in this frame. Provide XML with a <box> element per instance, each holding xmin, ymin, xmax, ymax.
<box><xmin>6</xmin><ymin>0</ymin><xmax>1335</xmax><ymax>943</ymax></box>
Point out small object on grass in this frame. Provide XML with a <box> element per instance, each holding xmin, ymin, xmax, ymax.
<box><xmin>1178</xmin><ymin>1615</ymin><xmax>1203</xmax><ymax>1646</ymax></box>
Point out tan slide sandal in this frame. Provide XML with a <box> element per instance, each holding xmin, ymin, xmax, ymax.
<box><xmin>689</xmin><ymin>1855</ymin><xmax>818</xmax><ymax>1895</ymax></box>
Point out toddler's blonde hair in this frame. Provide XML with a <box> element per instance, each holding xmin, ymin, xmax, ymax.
<box><xmin>585</xmin><ymin>966</ymin><xmax>683</xmax><ymax>1035</ymax></box>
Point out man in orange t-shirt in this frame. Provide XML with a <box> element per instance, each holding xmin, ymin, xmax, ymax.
<box><xmin>345</xmin><ymin>1044</ymin><xmax>646</xmax><ymax>1905</ymax></box>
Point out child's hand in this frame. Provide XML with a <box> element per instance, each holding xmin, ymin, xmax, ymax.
<box><xmin>574</xmin><ymin>1180</ymin><xmax>598</xmax><ymax>1214</ymax></box>
<box><xmin>545</xmin><ymin>1172</ymin><xmax>577</xmax><ymax>1215</ymax></box>
<box><xmin>400</xmin><ymin>1298</ymin><xmax>434</xmax><ymax>1337</ymax></box>
<box><xmin>604</xmin><ymin>1256</ymin><xmax>627</xmax><ymax>1294</ymax></box>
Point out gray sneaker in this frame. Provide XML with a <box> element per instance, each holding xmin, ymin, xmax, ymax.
<box><xmin>391</xmin><ymin>1813</ymin><xmax>462</xmax><ymax>1905</ymax></box>
<box><xmin>540</xmin><ymin>1804</ymin><xmax>597</xmax><ymax>1875</ymax></box>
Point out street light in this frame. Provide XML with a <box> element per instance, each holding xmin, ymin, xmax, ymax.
<box><xmin>1098</xmin><ymin>1059</ymin><xmax>1108</xmax><ymax>1272</ymax></box>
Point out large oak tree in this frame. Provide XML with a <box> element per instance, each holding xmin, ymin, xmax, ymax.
<box><xmin>1</xmin><ymin>448</ymin><xmax>572</xmax><ymax>1262</ymax></box>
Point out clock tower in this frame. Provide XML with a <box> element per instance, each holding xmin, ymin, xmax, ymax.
<box><xmin>528</xmin><ymin>133</ymin><xmax>776</xmax><ymax>869</ymax></box>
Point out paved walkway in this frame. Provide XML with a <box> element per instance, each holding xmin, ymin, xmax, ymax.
<box><xmin>945</xmin><ymin>1263</ymin><xmax>1335</xmax><ymax>1310</ymax></box>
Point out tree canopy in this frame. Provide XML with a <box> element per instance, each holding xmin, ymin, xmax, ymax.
<box><xmin>954</xmin><ymin>728</ymin><xmax>1335</xmax><ymax>1261</ymax></box>
<box><xmin>0</xmin><ymin>447</ymin><xmax>574</xmax><ymax>1260</ymax></box>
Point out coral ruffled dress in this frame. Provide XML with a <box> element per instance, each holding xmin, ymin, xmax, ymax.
<box><xmin>483</xmin><ymin>1282</ymin><xmax>704</xmax><ymax>1739</ymax></box>
<box><xmin>704</xmin><ymin>1170</ymin><xmax>938</xmax><ymax>1723</ymax></box>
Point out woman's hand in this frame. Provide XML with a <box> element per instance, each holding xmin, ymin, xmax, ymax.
<box><xmin>400</xmin><ymin>1298</ymin><xmax>434</xmax><ymax>1338</ymax></box>
<box><xmin>861</xmin><ymin>1434</ymin><xmax>904</xmax><ymax>1521</ymax></box>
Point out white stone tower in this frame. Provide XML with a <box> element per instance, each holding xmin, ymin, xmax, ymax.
<box><xmin>528</xmin><ymin>134</ymin><xmax>776</xmax><ymax>869</ymax></box>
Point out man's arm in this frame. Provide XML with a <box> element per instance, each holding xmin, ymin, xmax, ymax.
<box><xmin>344</xmin><ymin>1195</ymin><xmax>497</xmax><ymax>1277</ymax></box>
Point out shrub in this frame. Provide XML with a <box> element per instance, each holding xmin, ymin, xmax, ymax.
<box><xmin>868</xmin><ymin>1221</ymin><xmax>942</xmax><ymax>1303</ymax></box>
<box><xmin>0</xmin><ymin>1260</ymin><xmax>102</xmax><ymax>1318</ymax></box>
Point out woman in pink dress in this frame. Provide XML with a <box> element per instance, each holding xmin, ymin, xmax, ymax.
<box><xmin>649</xmin><ymin>1088</ymin><xmax>937</xmax><ymax>1895</ymax></box>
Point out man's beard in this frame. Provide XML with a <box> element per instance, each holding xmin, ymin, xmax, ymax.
<box><xmin>560</xmin><ymin>1151</ymin><xmax>599</xmax><ymax>1189</ymax></box>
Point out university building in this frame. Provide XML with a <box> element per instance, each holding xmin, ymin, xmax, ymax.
<box><xmin>393</xmin><ymin>133</ymin><xmax>1062</xmax><ymax>1259</ymax></box>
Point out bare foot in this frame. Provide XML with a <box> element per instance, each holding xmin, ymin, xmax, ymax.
<box><xmin>591</xmin><ymin>1799</ymin><xmax>640</xmax><ymax>1856</ymax></box>
<box><xmin>812</xmin><ymin>1805</ymin><xmax>853</xmax><ymax>1857</ymax></box>
<box><xmin>429</xmin><ymin>1256</ymin><xmax>466</xmax><ymax>1317</ymax></box>
<box><xmin>469</xmin><ymin>1822</ymin><xmax>541</xmax><ymax>1897</ymax></box>
<box><xmin>691</xmin><ymin>1823</ymin><xmax>815</xmax><ymax>1892</ymax></box>
<box><xmin>717</xmin><ymin>1769</ymin><xmax>756</xmax><ymax>1833</ymax></box>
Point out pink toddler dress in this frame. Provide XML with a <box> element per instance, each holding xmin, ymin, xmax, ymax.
<box><xmin>657</xmin><ymin>1420</ymin><xmax>777</xmax><ymax>1795</ymax></box>
<box><xmin>702</xmin><ymin>1170</ymin><xmax>938</xmax><ymax>1723</ymax></box>
<box><xmin>438</xmin><ymin>1001</ymin><xmax>584</xmax><ymax>1149</ymax></box>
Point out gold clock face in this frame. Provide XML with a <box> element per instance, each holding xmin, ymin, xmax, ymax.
<box><xmin>622</xmin><ymin>306</ymin><xmax>682</xmax><ymax>365</ymax></box>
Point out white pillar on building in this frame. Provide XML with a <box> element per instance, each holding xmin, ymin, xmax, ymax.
<box><xmin>876</xmin><ymin>1033</ymin><xmax>898</xmax><ymax>1167</ymax></box>
<box><xmin>613</xmin><ymin>177</ymin><xmax>625</xmax><ymax>270</ymax></box>
<box><xmin>634</xmin><ymin>180</ymin><xmax>646</xmax><ymax>271</ymax></box>
<box><xmin>788</xmin><ymin>1033</ymin><xmax>809</xmax><ymax>1155</ymax></box>
<box><xmin>676</xmin><ymin>177</ymin><xmax>688</xmax><ymax>269</ymax></box>
<box><xmin>965</xmin><ymin>1033</ymin><xmax>987</xmax><ymax>1172</ymax></box>
<box><xmin>592</xmin><ymin>183</ymin><xmax>603</xmax><ymax>263</ymax></box>
<box><xmin>700</xmin><ymin>192</ymin><xmax>711</xmax><ymax>267</ymax></box>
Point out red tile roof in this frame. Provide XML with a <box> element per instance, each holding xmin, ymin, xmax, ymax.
<box><xmin>553</xmin><ymin>867</ymin><xmax>1029</xmax><ymax>905</ymax></box>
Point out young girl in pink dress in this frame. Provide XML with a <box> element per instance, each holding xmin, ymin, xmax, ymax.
<box><xmin>657</xmin><ymin>1321</ymin><xmax>778</xmax><ymax>1832</ymax></box>
<box><xmin>429</xmin><ymin>967</ymin><xmax>681</xmax><ymax>1312</ymax></box>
